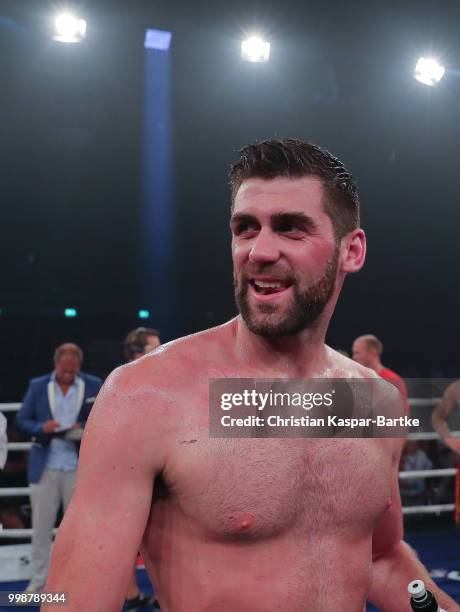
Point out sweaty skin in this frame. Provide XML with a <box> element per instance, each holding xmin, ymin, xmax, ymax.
<box><xmin>44</xmin><ymin>175</ymin><xmax>458</xmax><ymax>611</ymax></box>
<box><xmin>140</xmin><ymin>327</ymin><xmax>396</xmax><ymax>612</ymax></box>
<box><xmin>43</xmin><ymin>322</ymin><xmax>399</xmax><ymax>611</ymax></box>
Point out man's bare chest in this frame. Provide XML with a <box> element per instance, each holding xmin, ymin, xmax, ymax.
<box><xmin>157</xmin><ymin>434</ymin><xmax>392</xmax><ymax>540</ymax></box>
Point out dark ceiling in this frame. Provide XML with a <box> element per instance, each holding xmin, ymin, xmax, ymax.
<box><xmin>1</xmin><ymin>0</ymin><xmax>460</xmax><ymax>395</ymax></box>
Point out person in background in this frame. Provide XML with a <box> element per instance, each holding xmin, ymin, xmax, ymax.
<box><xmin>123</xmin><ymin>327</ymin><xmax>161</xmax><ymax>363</ymax></box>
<box><xmin>352</xmin><ymin>334</ymin><xmax>410</xmax><ymax>413</ymax></box>
<box><xmin>15</xmin><ymin>343</ymin><xmax>102</xmax><ymax>593</ymax></box>
<box><xmin>431</xmin><ymin>380</ymin><xmax>460</xmax><ymax>454</ymax></box>
<box><xmin>123</xmin><ymin>327</ymin><xmax>161</xmax><ymax>611</ymax></box>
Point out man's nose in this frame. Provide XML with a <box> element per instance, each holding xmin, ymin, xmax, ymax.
<box><xmin>248</xmin><ymin>229</ymin><xmax>280</xmax><ymax>265</ymax></box>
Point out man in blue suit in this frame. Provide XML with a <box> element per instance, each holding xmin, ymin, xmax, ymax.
<box><xmin>16</xmin><ymin>343</ymin><xmax>102</xmax><ymax>593</ymax></box>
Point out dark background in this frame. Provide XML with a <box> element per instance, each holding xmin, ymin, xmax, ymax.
<box><xmin>2</xmin><ymin>0</ymin><xmax>460</xmax><ymax>399</ymax></box>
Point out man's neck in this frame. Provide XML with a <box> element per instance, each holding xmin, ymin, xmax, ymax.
<box><xmin>55</xmin><ymin>375</ymin><xmax>76</xmax><ymax>395</ymax></box>
<box><xmin>372</xmin><ymin>361</ymin><xmax>384</xmax><ymax>374</ymax></box>
<box><xmin>233</xmin><ymin>316</ymin><xmax>330</xmax><ymax>377</ymax></box>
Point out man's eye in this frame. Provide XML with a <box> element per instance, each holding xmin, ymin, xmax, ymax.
<box><xmin>235</xmin><ymin>224</ymin><xmax>257</xmax><ymax>235</ymax></box>
<box><xmin>279</xmin><ymin>224</ymin><xmax>303</xmax><ymax>235</ymax></box>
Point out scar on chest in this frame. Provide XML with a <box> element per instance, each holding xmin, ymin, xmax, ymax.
<box><xmin>179</xmin><ymin>439</ymin><xmax>197</xmax><ymax>444</ymax></box>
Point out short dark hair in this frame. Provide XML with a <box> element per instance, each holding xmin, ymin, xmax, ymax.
<box><xmin>123</xmin><ymin>327</ymin><xmax>160</xmax><ymax>361</ymax></box>
<box><xmin>229</xmin><ymin>138</ymin><xmax>360</xmax><ymax>239</ymax></box>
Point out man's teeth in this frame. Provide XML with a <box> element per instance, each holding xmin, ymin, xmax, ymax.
<box><xmin>254</xmin><ymin>280</ymin><xmax>283</xmax><ymax>288</ymax></box>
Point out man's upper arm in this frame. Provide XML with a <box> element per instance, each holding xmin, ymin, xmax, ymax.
<box><xmin>372</xmin><ymin>440</ymin><xmax>404</xmax><ymax>559</ymax></box>
<box><xmin>44</xmin><ymin>364</ymin><xmax>169</xmax><ymax>610</ymax></box>
<box><xmin>432</xmin><ymin>383</ymin><xmax>459</xmax><ymax>425</ymax></box>
<box><xmin>15</xmin><ymin>382</ymin><xmax>44</xmax><ymax>440</ymax></box>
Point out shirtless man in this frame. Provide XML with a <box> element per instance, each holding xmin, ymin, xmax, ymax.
<box><xmin>44</xmin><ymin>139</ymin><xmax>457</xmax><ymax>611</ymax></box>
<box><xmin>432</xmin><ymin>381</ymin><xmax>460</xmax><ymax>454</ymax></box>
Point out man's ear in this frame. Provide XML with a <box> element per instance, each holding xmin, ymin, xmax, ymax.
<box><xmin>340</xmin><ymin>229</ymin><xmax>366</xmax><ymax>273</ymax></box>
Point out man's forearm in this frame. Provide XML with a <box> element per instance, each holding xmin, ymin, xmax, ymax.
<box><xmin>369</xmin><ymin>540</ymin><xmax>459</xmax><ymax>611</ymax></box>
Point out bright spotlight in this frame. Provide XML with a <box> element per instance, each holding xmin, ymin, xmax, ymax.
<box><xmin>144</xmin><ymin>29</ymin><xmax>172</xmax><ymax>51</ymax></box>
<box><xmin>241</xmin><ymin>36</ymin><xmax>270</xmax><ymax>63</ymax></box>
<box><xmin>414</xmin><ymin>57</ymin><xmax>445</xmax><ymax>86</ymax></box>
<box><xmin>54</xmin><ymin>13</ymin><xmax>86</xmax><ymax>43</ymax></box>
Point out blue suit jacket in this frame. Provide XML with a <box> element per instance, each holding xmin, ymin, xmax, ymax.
<box><xmin>15</xmin><ymin>372</ymin><xmax>103</xmax><ymax>483</ymax></box>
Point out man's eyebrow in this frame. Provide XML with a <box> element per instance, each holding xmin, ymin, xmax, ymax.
<box><xmin>230</xmin><ymin>211</ymin><xmax>317</xmax><ymax>230</ymax></box>
<box><xmin>230</xmin><ymin>213</ymin><xmax>258</xmax><ymax>228</ymax></box>
<box><xmin>271</xmin><ymin>212</ymin><xmax>317</xmax><ymax>230</ymax></box>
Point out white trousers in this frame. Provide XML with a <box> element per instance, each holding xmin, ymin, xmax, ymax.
<box><xmin>29</xmin><ymin>468</ymin><xmax>77</xmax><ymax>588</ymax></box>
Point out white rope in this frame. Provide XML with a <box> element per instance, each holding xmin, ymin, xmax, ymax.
<box><xmin>0</xmin><ymin>487</ymin><xmax>30</xmax><ymax>497</ymax></box>
<box><xmin>0</xmin><ymin>528</ymin><xmax>57</xmax><ymax>539</ymax></box>
<box><xmin>402</xmin><ymin>504</ymin><xmax>455</xmax><ymax>515</ymax></box>
<box><xmin>409</xmin><ymin>398</ymin><xmax>441</xmax><ymax>407</ymax></box>
<box><xmin>399</xmin><ymin>468</ymin><xmax>457</xmax><ymax>479</ymax></box>
<box><xmin>407</xmin><ymin>432</ymin><xmax>443</xmax><ymax>441</ymax></box>
<box><xmin>7</xmin><ymin>442</ymin><xmax>32</xmax><ymax>451</ymax></box>
<box><xmin>0</xmin><ymin>403</ymin><xmax>22</xmax><ymax>412</ymax></box>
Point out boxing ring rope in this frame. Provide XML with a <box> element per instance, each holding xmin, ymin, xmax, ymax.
<box><xmin>399</xmin><ymin>468</ymin><xmax>457</xmax><ymax>479</ymax></box>
<box><xmin>1</xmin><ymin>401</ymin><xmax>459</xmax><ymax>539</ymax></box>
<box><xmin>7</xmin><ymin>443</ymin><xmax>32</xmax><ymax>451</ymax></box>
<box><xmin>1</xmin><ymin>403</ymin><xmax>22</xmax><ymax>412</ymax></box>
<box><xmin>402</xmin><ymin>504</ymin><xmax>456</xmax><ymax>515</ymax></box>
<box><xmin>0</xmin><ymin>529</ymin><xmax>58</xmax><ymax>538</ymax></box>
<box><xmin>0</xmin><ymin>488</ymin><xmax>30</xmax><ymax>497</ymax></box>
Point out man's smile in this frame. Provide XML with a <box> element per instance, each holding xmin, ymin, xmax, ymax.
<box><xmin>248</xmin><ymin>277</ymin><xmax>293</xmax><ymax>302</ymax></box>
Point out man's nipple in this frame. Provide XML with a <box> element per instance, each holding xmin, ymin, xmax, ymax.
<box><xmin>229</xmin><ymin>512</ymin><xmax>256</xmax><ymax>534</ymax></box>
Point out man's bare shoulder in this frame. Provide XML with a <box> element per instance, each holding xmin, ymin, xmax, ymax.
<box><xmin>134</xmin><ymin>319</ymin><xmax>236</xmax><ymax>378</ymax></box>
<box><xmin>443</xmin><ymin>379</ymin><xmax>460</xmax><ymax>403</ymax></box>
<box><xmin>327</xmin><ymin>347</ymin><xmax>401</xmax><ymax>422</ymax></box>
<box><xmin>105</xmin><ymin>319</ymin><xmax>237</xmax><ymax>407</ymax></box>
<box><xmin>87</xmin><ymin>321</ymin><xmax>235</xmax><ymax>447</ymax></box>
<box><xmin>326</xmin><ymin>347</ymin><xmax>379</xmax><ymax>379</ymax></box>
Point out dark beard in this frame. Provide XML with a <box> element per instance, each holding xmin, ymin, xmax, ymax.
<box><xmin>234</xmin><ymin>248</ymin><xmax>339</xmax><ymax>337</ymax></box>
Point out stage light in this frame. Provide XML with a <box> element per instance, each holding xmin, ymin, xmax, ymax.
<box><xmin>64</xmin><ymin>308</ymin><xmax>77</xmax><ymax>318</ymax></box>
<box><xmin>241</xmin><ymin>36</ymin><xmax>270</xmax><ymax>62</ymax></box>
<box><xmin>414</xmin><ymin>57</ymin><xmax>445</xmax><ymax>86</ymax></box>
<box><xmin>54</xmin><ymin>13</ymin><xmax>86</xmax><ymax>43</ymax></box>
<box><xmin>138</xmin><ymin>309</ymin><xmax>150</xmax><ymax>319</ymax></box>
<box><xmin>144</xmin><ymin>29</ymin><xmax>172</xmax><ymax>51</ymax></box>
